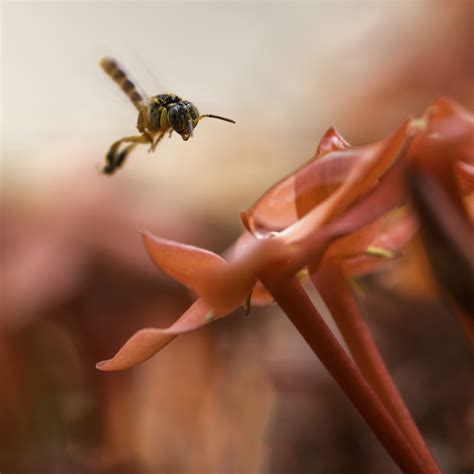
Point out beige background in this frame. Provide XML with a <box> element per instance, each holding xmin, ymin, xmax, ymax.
<box><xmin>3</xmin><ymin>2</ymin><xmax>469</xmax><ymax>221</ymax></box>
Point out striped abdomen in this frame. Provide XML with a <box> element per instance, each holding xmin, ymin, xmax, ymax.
<box><xmin>100</xmin><ymin>57</ymin><xmax>147</xmax><ymax>111</ymax></box>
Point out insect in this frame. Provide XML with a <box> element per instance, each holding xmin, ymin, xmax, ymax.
<box><xmin>100</xmin><ymin>57</ymin><xmax>236</xmax><ymax>174</ymax></box>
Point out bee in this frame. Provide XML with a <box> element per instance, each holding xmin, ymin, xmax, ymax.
<box><xmin>100</xmin><ymin>57</ymin><xmax>236</xmax><ymax>174</ymax></box>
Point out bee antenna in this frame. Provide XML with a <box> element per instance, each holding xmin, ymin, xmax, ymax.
<box><xmin>199</xmin><ymin>114</ymin><xmax>236</xmax><ymax>124</ymax></box>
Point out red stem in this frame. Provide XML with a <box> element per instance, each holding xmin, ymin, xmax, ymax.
<box><xmin>454</xmin><ymin>304</ymin><xmax>474</xmax><ymax>351</ymax></box>
<box><xmin>262</xmin><ymin>276</ymin><xmax>426</xmax><ymax>474</ymax></box>
<box><xmin>313</xmin><ymin>261</ymin><xmax>440</xmax><ymax>473</ymax></box>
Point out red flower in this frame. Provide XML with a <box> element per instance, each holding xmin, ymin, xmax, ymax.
<box><xmin>97</xmin><ymin>97</ymin><xmax>473</xmax><ymax>474</ymax></box>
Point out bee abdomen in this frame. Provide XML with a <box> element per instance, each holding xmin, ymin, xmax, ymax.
<box><xmin>100</xmin><ymin>57</ymin><xmax>146</xmax><ymax>110</ymax></box>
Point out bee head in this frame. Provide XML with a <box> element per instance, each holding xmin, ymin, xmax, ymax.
<box><xmin>168</xmin><ymin>101</ymin><xmax>200</xmax><ymax>141</ymax></box>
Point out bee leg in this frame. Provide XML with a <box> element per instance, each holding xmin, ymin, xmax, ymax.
<box><xmin>103</xmin><ymin>141</ymin><xmax>123</xmax><ymax>174</ymax></box>
<box><xmin>149</xmin><ymin>130</ymin><xmax>167</xmax><ymax>153</ymax></box>
<box><xmin>160</xmin><ymin>107</ymin><xmax>169</xmax><ymax>130</ymax></box>
<box><xmin>113</xmin><ymin>143</ymin><xmax>139</xmax><ymax>171</ymax></box>
<box><xmin>146</xmin><ymin>108</ymin><xmax>169</xmax><ymax>152</ymax></box>
<box><xmin>102</xmin><ymin>133</ymin><xmax>152</xmax><ymax>174</ymax></box>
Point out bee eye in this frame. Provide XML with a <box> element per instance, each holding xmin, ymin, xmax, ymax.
<box><xmin>168</xmin><ymin>105</ymin><xmax>186</xmax><ymax>133</ymax></box>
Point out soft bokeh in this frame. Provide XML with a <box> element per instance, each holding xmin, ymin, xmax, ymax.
<box><xmin>1</xmin><ymin>2</ymin><xmax>473</xmax><ymax>473</ymax></box>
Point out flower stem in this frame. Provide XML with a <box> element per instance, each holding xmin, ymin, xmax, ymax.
<box><xmin>313</xmin><ymin>261</ymin><xmax>440</xmax><ymax>473</ymax></box>
<box><xmin>263</xmin><ymin>275</ymin><xmax>426</xmax><ymax>473</ymax></box>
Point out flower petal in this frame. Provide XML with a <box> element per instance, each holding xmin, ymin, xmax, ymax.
<box><xmin>423</xmin><ymin>97</ymin><xmax>474</xmax><ymax>147</ymax></box>
<box><xmin>407</xmin><ymin>97</ymin><xmax>474</xmax><ymax>215</ymax></box>
<box><xmin>203</xmin><ymin>162</ymin><xmax>407</xmax><ymax>310</ymax></box>
<box><xmin>244</xmin><ymin>121</ymin><xmax>408</xmax><ymax>238</ymax></box>
<box><xmin>243</xmin><ymin>151</ymin><xmax>369</xmax><ymax>237</ymax></box>
<box><xmin>338</xmin><ymin>209</ymin><xmax>418</xmax><ymax>276</ymax></box>
<box><xmin>142</xmin><ymin>230</ymin><xmax>228</xmax><ymax>297</ymax></box>
<box><xmin>281</xmin><ymin>124</ymin><xmax>410</xmax><ymax>246</ymax></box>
<box><xmin>371</xmin><ymin>208</ymin><xmax>418</xmax><ymax>251</ymax></box>
<box><xmin>96</xmin><ymin>298</ymin><xmax>220</xmax><ymax>371</ymax></box>
<box><xmin>315</xmin><ymin>127</ymin><xmax>351</xmax><ymax>158</ymax></box>
<box><xmin>324</xmin><ymin>220</ymin><xmax>382</xmax><ymax>261</ymax></box>
<box><xmin>222</xmin><ymin>232</ymin><xmax>275</xmax><ymax>306</ymax></box>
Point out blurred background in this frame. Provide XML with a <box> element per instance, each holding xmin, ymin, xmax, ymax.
<box><xmin>1</xmin><ymin>2</ymin><xmax>473</xmax><ymax>473</ymax></box>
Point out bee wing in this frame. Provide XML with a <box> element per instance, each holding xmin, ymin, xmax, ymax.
<box><xmin>133</xmin><ymin>53</ymin><xmax>167</xmax><ymax>94</ymax></box>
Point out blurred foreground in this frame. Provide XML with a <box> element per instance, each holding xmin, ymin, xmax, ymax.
<box><xmin>1</xmin><ymin>172</ymin><xmax>473</xmax><ymax>473</ymax></box>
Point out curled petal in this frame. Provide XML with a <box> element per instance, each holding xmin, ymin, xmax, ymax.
<box><xmin>316</xmin><ymin>127</ymin><xmax>351</xmax><ymax>158</ymax></box>
<box><xmin>423</xmin><ymin>97</ymin><xmax>474</xmax><ymax>150</ymax></box>
<box><xmin>244</xmin><ymin>149</ymin><xmax>361</xmax><ymax>237</ymax></box>
<box><xmin>201</xmin><ymin>236</ymin><xmax>290</xmax><ymax>313</ymax></box>
<box><xmin>225</xmin><ymin>229</ymin><xmax>259</xmax><ymax>259</ymax></box>
<box><xmin>371</xmin><ymin>209</ymin><xmax>418</xmax><ymax>251</ymax></box>
<box><xmin>407</xmin><ymin>98</ymin><xmax>474</xmax><ymax>215</ymax></box>
<box><xmin>243</xmin><ymin>127</ymin><xmax>351</xmax><ymax>237</ymax></box>
<box><xmin>224</xmin><ymin>231</ymin><xmax>274</xmax><ymax>306</ymax></box>
<box><xmin>204</xmin><ymin>163</ymin><xmax>407</xmax><ymax>310</ymax></box>
<box><xmin>293</xmin><ymin>152</ymin><xmax>361</xmax><ymax>222</ymax></box>
<box><xmin>243</xmin><ymin>149</ymin><xmax>370</xmax><ymax>237</ymax></box>
<box><xmin>243</xmin><ymin>151</ymin><xmax>372</xmax><ymax>237</ymax></box>
<box><xmin>97</xmin><ymin>298</ymin><xmax>221</xmax><ymax>371</ymax></box>
<box><xmin>224</xmin><ymin>232</ymin><xmax>275</xmax><ymax>306</ymax></box>
<box><xmin>282</xmin><ymin>124</ymin><xmax>409</xmax><ymax>246</ymax></box>
<box><xmin>240</xmin><ymin>210</ymin><xmax>253</xmax><ymax>234</ymax></box>
<box><xmin>330</xmin><ymin>206</ymin><xmax>417</xmax><ymax>277</ymax></box>
<box><xmin>326</xmin><ymin>207</ymin><xmax>417</xmax><ymax>265</ymax></box>
<box><xmin>245</xmin><ymin>120</ymin><xmax>408</xmax><ymax>239</ymax></box>
<box><xmin>231</xmin><ymin>123</ymin><xmax>410</xmax><ymax>308</ymax></box>
<box><xmin>142</xmin><ymin>229</ymin><xmax>276</xmax><ymax>315</ymax></box>
<box><xmin>142</xmin><ymin>230</ymin><xmax>228</xmax><ymax>297</ymax></box>
<box><xmin>324</xmin><ymin>220</ymin><xmax>382</xmax><ymax>261</ymax></box>
<box><xmin>341</xmin><ymin>212</ymin><xmax>418</xmax><ymax>276</ymax></box>
<box><xmin>406</xmin><ymin>100</ymin><xmax>474</xmax><ymax>266</ymax></box>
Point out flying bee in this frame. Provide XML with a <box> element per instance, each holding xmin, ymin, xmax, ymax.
<box><xmin>100</xmin><ymin>57</ymin><xmax>236</xmax><ymax>174</ymax></box>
